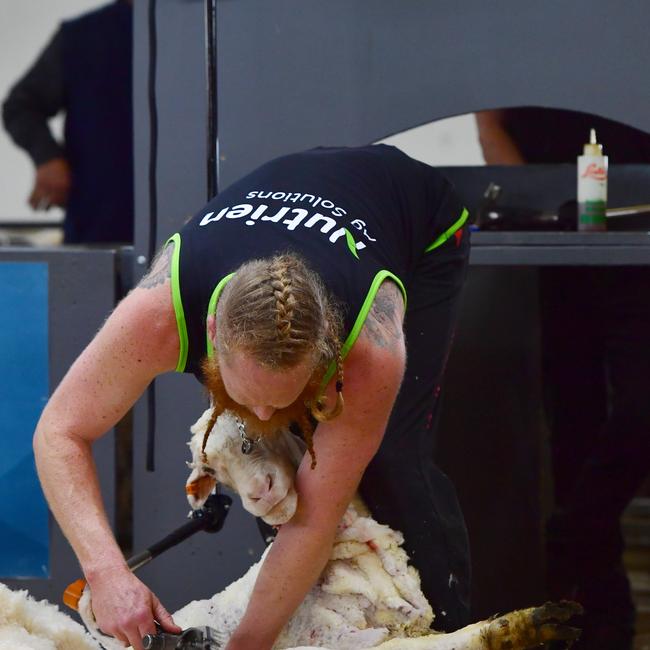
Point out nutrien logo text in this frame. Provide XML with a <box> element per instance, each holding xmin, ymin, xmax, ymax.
<box><xmin>197</xmin><ymin>189</ymin><xmax>378</xmax><ymax>258</ymax></box>
<box><xmin>198</xmin><ymin>203</ymin><xmax>369</xmax><ymax>258</ymax></box>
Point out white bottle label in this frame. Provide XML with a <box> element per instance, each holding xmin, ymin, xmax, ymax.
<box><xmin>577</xmin><ymin>155</ymin><xmax>608</xmax><ymax>231</ymax></box>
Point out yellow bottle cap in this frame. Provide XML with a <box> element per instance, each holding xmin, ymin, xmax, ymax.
<box><xmin>583</xmin><ymin>128</ymin><xmax>603</xmax><ymax>155</ymax></box>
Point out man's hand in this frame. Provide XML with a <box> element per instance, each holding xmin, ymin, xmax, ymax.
<box><xmin>29</xmin><ymin>157</ymin><xmax>71</xmax><ymax>210</ymax></box>
<box><xmin>88</xmin><ymin>566</ymin><xmax>182</xmax><ymax>650</ymax></box>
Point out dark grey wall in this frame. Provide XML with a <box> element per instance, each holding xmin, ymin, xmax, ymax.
<box><xmin>133</xmin><ymin>0</ymin><xmax>210</xmax><ymax>273</ymax></box>
<box><xmin>1</xmin><ymin>249</ymin><xmax>116</xmax><ymax>608</ymax></box>
<box><xmin>216</xmin><ymin>0</ymin><xmax>650</xmax><ymax>186</ymax></box>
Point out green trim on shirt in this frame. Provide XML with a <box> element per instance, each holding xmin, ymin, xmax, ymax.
<box><xmin>424</xmin><ymin>208</ymin><xmax>469</xmax><ymax>253</ymax></box>
<box><xmin>167</xmin><ymin>233</ymin><xmax>189</xmax><ymax>373</ymax></box>
<box><xmin>205</xmin><ymin>273</ymin><xmax>236</xmax><ymax>358</ymax></box>
<box><xmin>319</xmin><ymin>270</ymin><xmax>407</xmax><ymax>392</ymax></box>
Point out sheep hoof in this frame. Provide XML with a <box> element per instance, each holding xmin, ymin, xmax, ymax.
<box><xmin>485</xmin><ymin>600</ymin><xmax>582</xmax><ymax>649</ymax></box>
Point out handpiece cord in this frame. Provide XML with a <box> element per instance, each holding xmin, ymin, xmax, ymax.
<box><xmin>145</xmin><ymin>0</ymin><xmax>158</xmax><ymax>472</ymax></box>
<box><xmin>205</xmin><ymin>0</ymin><xmax>218</xmax><ymax>199</ymax></box>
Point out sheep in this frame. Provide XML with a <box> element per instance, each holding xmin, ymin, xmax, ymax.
<box><xmin>78</xmin><ymin>410</ymin><xmax>581</xmax><ymax>649</ymax></box>
<box><xmin>178</xmin><ymin>410</ymin><xmax>582</xmax><ymax>649</ymax></box>
<box><xmin>0</xmin><ymin>581</ymin><xmax>99</xmax><ymax>650</ymax></box>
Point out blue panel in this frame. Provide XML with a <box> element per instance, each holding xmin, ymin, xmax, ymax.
<box><xmin>0</xmin><ymin>263</ymin><xmax>49</xmax><ymax>578</ymax></box>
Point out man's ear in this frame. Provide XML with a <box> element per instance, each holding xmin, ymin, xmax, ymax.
<box><xmin>207</xmin><ymin>313</ymin><xmax>217</xmax><ymax>347</ymax></box>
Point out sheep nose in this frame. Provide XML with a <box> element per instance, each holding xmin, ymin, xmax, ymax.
<box><xmin>247</xmin><ymin>474</ymin><xmax>274</xmax><ymax>502</ymax></box>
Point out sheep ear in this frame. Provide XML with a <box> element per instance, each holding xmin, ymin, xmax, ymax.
<box><xmin>185</xmin><ymin>473</ymin><xmax>217</xmax><ymax>509</ymax></box>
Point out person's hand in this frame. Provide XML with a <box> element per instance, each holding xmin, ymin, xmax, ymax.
<box><xmin>88</xmin><ymin>565</ymin><xmax>182</xmax><ymax>649</ymax></box>
<box><xmin>29</xmin><ymin>157</ymin><xmax>71</xmax><ymax>210</ymax></box>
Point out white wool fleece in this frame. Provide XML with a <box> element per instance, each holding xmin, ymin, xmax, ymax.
<box><xmin>0</xmin><ymin>582</ymin><xmax>99</xmax><ymax>650</ymax></box>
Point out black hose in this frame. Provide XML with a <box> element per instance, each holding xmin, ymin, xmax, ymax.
<box><xmin>126</xmin><ymin>493</ymin><xmax>232</xmax><ymax>571</ymax></box>
<box><xmin>205</xmin><ymin>0</ymin><xmax>218</xmax><ymax>199</ymax></box>
<box><xmin>146</xmin><ymin>0</ymin><xmax>158</xmax><ymax>472</ymax></box>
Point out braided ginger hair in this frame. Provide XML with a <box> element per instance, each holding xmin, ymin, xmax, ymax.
<box><xmin>201</xmin><ymin>253</ymin><xmax>344</xmax><ymax>467</ymax></box>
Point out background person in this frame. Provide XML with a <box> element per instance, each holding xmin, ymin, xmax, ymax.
<box><xmin>2</xmin><ymin>0</ymin><xmax>133</xmax><ymax>244</ymax></box>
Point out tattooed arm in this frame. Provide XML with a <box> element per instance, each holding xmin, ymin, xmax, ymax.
<box><xmin>138</xmin><ymin>242</ymin><xmax>173</xmax><ymax>289</ymax></box>
<box><xmin>33</xmin><ymin>243</ymin><xmax>180</xmax><ymax>649</ymax></box>
<box><xmin>360</xmin><ymin>280</ymin><xmax>406</xmax><ymax>349</ymax></box>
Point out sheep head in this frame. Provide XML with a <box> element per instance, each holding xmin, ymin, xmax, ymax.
<box><xmin>186</xmin><ymin>409</ymin><xmax>302</xmax><ymax>525</ymax></box>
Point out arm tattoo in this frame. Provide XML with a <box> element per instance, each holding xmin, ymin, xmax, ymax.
<box><xmin>362</xmin><ymin>281</ymin><xmax>405</xmax><ymax>349</ymax></box>
<box><xmin>139</xmin><ymin>243</ymin><xmax>173</xmax><ymax>289</ymax></box>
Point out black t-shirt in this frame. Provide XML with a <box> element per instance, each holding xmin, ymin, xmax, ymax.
<box><xmin>168</xmin><ymin>145</ymin><xmax>467</xmax><ymax>379</ymax></box>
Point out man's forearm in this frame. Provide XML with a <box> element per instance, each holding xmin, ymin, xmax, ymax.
<box><xmin>475</xmin><ymin>111</ymin><xmax>526</xmax><ymax>165</ymax></box>
<box><xmin>229</xmin><ymin>520</ymin><xmax>336</xmax><ymax>649</ymax></box>
<box><xmin>33</xmin><ymin>424</ymin><xmax>127</xmax><ymax>580</ymax></box>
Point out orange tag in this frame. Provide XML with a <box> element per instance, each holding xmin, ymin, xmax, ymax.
<box><xmin>186</xmin><ymin>482</ymin><xmax>200</xmax><ymax>496</ymax></box>
<box><xmin>63</xmin><ymin>578</ymin><xmax>87</xmax><ymax>611</ymax></box>
<box><xmin>185</xmin><ymin>475</ymin><xmax>216</xmax><ymax>497</ymax></box>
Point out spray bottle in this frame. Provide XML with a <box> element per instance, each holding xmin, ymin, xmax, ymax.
<box><xmin>577</xmin><ymin>129</ymin><xmax>608</xmax><ymax>231</ymax></box>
